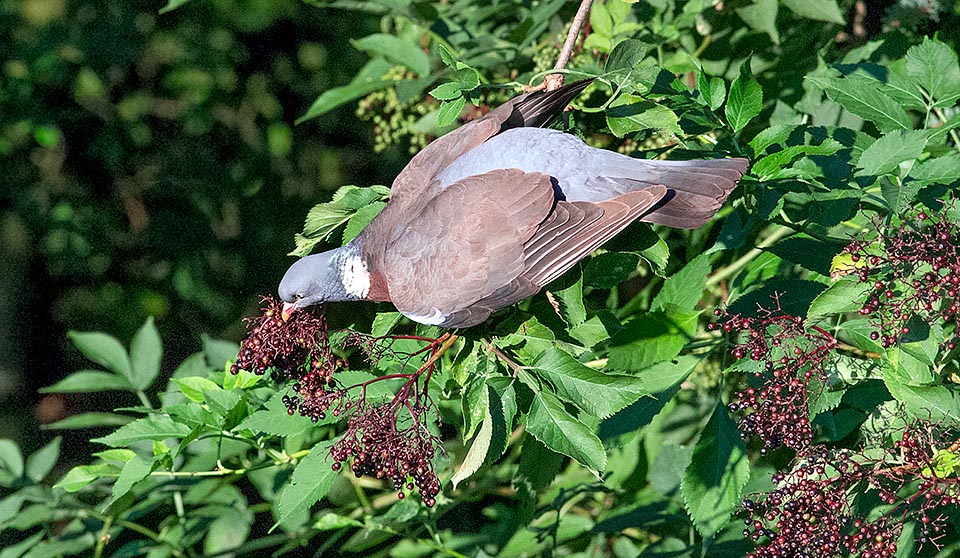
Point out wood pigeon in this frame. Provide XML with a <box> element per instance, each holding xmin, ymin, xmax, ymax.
<box><xmin>279</xmin><ymin>79</ymin><xmax>749</xmax><ymax>328</ymax></box>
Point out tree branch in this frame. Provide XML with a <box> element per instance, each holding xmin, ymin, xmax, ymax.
<box><xmin>544</xmin><ymin>0</ymin><xmax>594</xmax><ymax>91</ymax></box>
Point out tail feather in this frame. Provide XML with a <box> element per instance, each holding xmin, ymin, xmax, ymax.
<box><xmin>503</xmin><ymin>79</ymin><xmax>595</xmax><ymax>129</ymax></box>
<box><xmin>581</xmin><ymin>155</ymin><xmax>749</xmax><ymax>229</ymax></box>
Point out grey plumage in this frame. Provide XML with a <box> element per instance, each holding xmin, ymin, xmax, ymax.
<box><xmin>279</xmin><ymin>79</ymin><xmax>750</xmax><ymax>328</ymax></box>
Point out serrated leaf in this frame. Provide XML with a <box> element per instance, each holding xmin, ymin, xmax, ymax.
<box><xmin>351</xmin><ymin>34</ymin><xmax>430</xmax><ymax>76</ymax></box>
<box><xmin>606</xmin><ymin>96</ymin><xmax>680</xmax><ymax>138</ymax></box>
<box><xmin>606</xmin><ymin>308</ymin><xmax>699</xmax><ymax>372</ymax></box>
<box><xmin>92</xmin><ymin>415</ymin><xmax>193</xmax><ymax>447</ymax></box>
<box><xmin>883</xmin><ymin>373</ymin><xmax>960</xmax><ymax>422</ymax></box>
<box><xmin>462</xmin><ymin>376</ymin><xmax>490</xmax><ymax>442</ymax></box>
<box><xmin>275</xmin><ymin>445</ymin><xmax>337</xmax><ymax>527</ymax></box>
<box><xmin>173</xmin><ymin>377</ymin><xmax>221</xmax><ymax>403</ymax></box>
<box><xmin>525</xmin><ymin>390</ymin><xmax>606</xmax><ymax>474</ymax></box>
<box><xmin>680</xmin><ymin>403</ymin><xmax>750</xmax><ymax>538</ymax></box>
<box><xmin>908</xmin><ymin>153</ymin><xmax>960</xmax><ymax>185</ymax></box>
<box><xmin>766</xmin><ymin>236</ymin><xmax>839</xmax><ymax>276</ymax></box>
<box><xmin>905</xmin><ymin>37</ymin><xmax>960</xmax><ymax>107</ymax></box>
<box><xmin>429</xmin><ymin>82</ymin><xmax>464</xmax><ymax>101</ymax></box>
<box><xmin>532</xmin><ymin>348</ymin><xmax>647</xmax><ymax>419</ymax></box>
<box><xmin>342</xmin><ymin>202</ymin><xmax>385</xmax><ymax>244</ymax></box>
<box><xmin>67</xmin><ymin>331</ymin><xmax>133</xmax><ymax>380</ymax></box>
<box><xmin>856</xmin><ymin>130</ymin><xmax>928</xmax><ymax>177</ymax></box>
<box><xmin>697</xmin><ymin>72</ymin><xmax>726</xmax><ymax>111</ymax></box>
<box><xmin>807</xmin><ymin>276</ymin><xmax>871</xmax><ymax>319</ymax></box>
<box><xmin>55</xmin><ymin>463</ymin><xmax>120</xmax><ymax>492</ymax></box>
<box><xmin>451</xmin><ymin>399</ymin><xmax>492</xmax><ymax>489</ymax></box>
<box><xmin>437</xmin><ymin>96</ymin><xmax>466</xmax><ymax>127</ymax></box>
<box><xmin>129</xmin><ymin>317</ymin><xmax>162</xmax><ymax>390</ymax></box>
<box><xmin>806</xmin><ymin>74</ymin><xmax>911</xmax><ymax>133</ymax></box>
<box><xmin>40</xmin><ymin>370</ymin><xmax>134</xmax><ymax>393</ymax></box>
<box><xmin>651</xmin><ymin>253</ymin><xmax>711</xmax><ymax>311</ymax></box>
<box><xmin>781</xmin><ymin>0</ymin><xmax>844</xmax><ymax>24</ymax></box>
<box><xmin>605</xmin><ymin>39</ymin><xmax>649</xmax><ymax>73</ymax></box>
<box><xmin>111</xmin><ymin>454</ymin><xmax>154</xmax><ymax>503</ymax></box>
<box><xmin>726</xmin><ymin>57</ymin><xmax>762</xmax><ymax>133</ymax></box>
<box><xmin>235</xmin><ymin>392</ymin><xmax>316</xmax><ymax>437</ymax></box>
<box><xmin>584</xmin><ymin>252</ymin><xmax>640</xmax><ymax>289</ymax></box>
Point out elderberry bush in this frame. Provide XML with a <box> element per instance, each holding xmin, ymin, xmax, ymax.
<box><xmin>9</xmin><ymin>5</ymin><xmax>960</xmax><ymax>558</ymax></box>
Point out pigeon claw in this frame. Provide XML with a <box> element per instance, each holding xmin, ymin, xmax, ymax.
<box><xmin>281</xmin><ymin>301</ymin><xmax>297</xmax><ymax>322</ymax></box>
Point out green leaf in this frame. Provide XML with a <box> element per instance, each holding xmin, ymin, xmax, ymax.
<box><xmin>584</xmin><ymin>252</ymin><xmax>640</xmax><ymax>289</ymax></box>
<box><xmin>291</xmin><ymin>185</ymin><xmax>390</xmax><ymax>256</ymax></box>
<box><xmin>606</xmin><ymin>96</ymin><xmax>680</xmax><ymax>138</ymax></box>
<box><xmin>67</xmin><ymin>331</ymin><xmax>133</xmax><ymax>380</ymax></box>
<box><xmin>298</xmin><ymin>72</ymin><xmax>393</xmax><ymax>123</ymax></box>
<box><xmin>276</xmin><ymin>445</ymin><xmax>338</xmax><ymax>527</ymax></box>
<box><xmin>451</xmin><ymin>393</ymin><xmax>492</xmax><ymax>489</ymax></box>
<box><xmin>905</xmin><ymin>37</ymin><xmax>960</xmax><ymax>107</ymax></box>
<box><xmin>344</xmin><ymin>199</ymin><xmax>385</xmax><ymax>242</ymax></box>
<box><xmin>129</xmin><ymin>317</ymin><xmax>163</xmax><ymax>390</ymax></box>
<box><xmin>697</xmin><ymin>71</ymin><xmax>726</xmax><ymax>111</ymax></box>
<box><xmin>0</xmin><ymin>440</ymin><xmax>24</xmax><ymax>479</ymax></box>
<box><xmin>39</xmin><ymin>370</ymin><xmax>134</xmax><ymax>393</ymax></box>
<box><xmin>159</xmin><ymin>0</ymin><xmax>192</xmax><ymax>13</ymax></box>
<box><xmin>429</xmin><ymin>82</ymin><xmax>463</xmax><ymax>101</ymax></box>
<box><xmin>909</xmin><ymin>154</ymin><xmax>960</xmax><ymax>186</ymax></box>
<box><xmin>883</xmin><ymin>375</ymin><xmax>960</xmax><ymax>422</ymax></box>
<box><xmin>533</xmin><ymin>348</ymin><xmax>647</xmax><ymax>419</ymax></box>
<box><xmin>461</xmin><ymin>375</ymin><xmax>490</xmax><ymax>442</ymax></box>
<box><xmin>599</xmin><ymin>355</ymin><xmax>700</xmax><ymax>441</ymax></box>
<box><xmin>25</xmin><ymin>437</ymin><xmax>60</xmax><ymax>483</ymax></box>
<box><xmin>92</xmin><ymin>415</ymin><xmax>193</xmax><ymax>447</ymax></box>
<box><xmin>807</xmin><ymin>276</ymin><xmax>871</xmax><ymax>319</ymax></box>
<box><xmin>750</xmin><ymin>138</ymin><xmax>843</xmax><ymax>180</ymax></box>
<box><xmin>725</xmin><ymin>57</ymin><xmax>763</xmax><ymax>133</ymax></box>
<box><xmin>781</xmin><ymin>0</ymin><xmax>844</xmax><ymax>24</ymax></box>
<box><xmin>351</xmin><ymin>34</ymin><xmax>431</xmax><ymax>76</ymax></box>
<box><xmin>736</xmin><ymin>0</ymin><xmax>779</xmax><ymax>45</ymax></box>
<box><xmin>173</xmin><ymin>377</ymin><xmax>222</xmax><ymax>403</ymax></box>
<box><xmin>680</xmin><ymin>402</ymin><xmax>750</xmax><ymax>538</ymax></box>
<box><xmin>806</xmin><ymin>74</ymin><xmax>911</xmax><ymax>133</ymax></box>
<box><xmin>41</xmin><ymin>412</ymin><xmax>133</xmax><ymax>430</ymax></box>
<box><xmin>856</xmin><ymin>130</ymin><xmax>928</xmax><ymax>177</ymax></box>
<box><xmin>437</xmin><ymin>96</ymin><xmax>466</xmax><ymax>127</ymax></box>
<box><xmin>651</xmin><ymin>253</ymin><xmax>711</xmax><ymax>311</ymax></box>
<box><xmin>766</xmin><ymin>236</ymin><xmax>840</xmax><ymax>276</ymax></box>
<box><xmin>604</xmin><ymin>39</ymin><xmax>650</xmax><ymax>72</ymax></box>
<box><xmin>55</xmin><ymin>463</ymin><xmax>119</xmax><ymax>492</ymax></box>
<box><xmin>525</xmin><ymin>390</ymin><xmax>607</xmax><ymax>474</ymax></box>
<box><xmin>880</xmin><ymin>177</ymin><xmax>921</xmax><ymax>215</ymax></box>
<box><xmin>606</xmin><ymin>308</ymin><xmax>699</xmax><ymax>371</ymax></box>
<box><xmin>112</xmin><ymin>454</ymin><xmax>155</xmax><ymax>503</ymax></box>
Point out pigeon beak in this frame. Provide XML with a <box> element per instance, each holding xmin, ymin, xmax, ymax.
<box><xmin>281</xmin><ymin>301</ymin><xmax>297</xmax><ymax>322</ymax></box>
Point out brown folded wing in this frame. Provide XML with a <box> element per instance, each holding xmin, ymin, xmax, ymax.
<box><xmin>381</xmin><ymin>167</ymin><xmax>668</xmax><ymax>328</ymax></box>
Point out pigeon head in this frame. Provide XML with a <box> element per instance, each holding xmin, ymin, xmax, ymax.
<box><xmin>278</xmin><ymin>245</ymin><xmax>369</xmax><ymax>319</ymax></box>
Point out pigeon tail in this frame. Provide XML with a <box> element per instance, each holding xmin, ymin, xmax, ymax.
<box><xmin>501</xmin><ymin>78</ymin><xmax>595</xmax><ymax>130</ymax></box>
<box><xmin>577</xmin><ymin>153</ymin><xmax>749</xmax><ymax>229</ymax></box>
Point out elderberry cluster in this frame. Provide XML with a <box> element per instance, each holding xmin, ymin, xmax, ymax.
<box><xmin>713</xmin><ymin>307</ymin><xmax>836</xmax><ymax>452</ymax></box>
<box><xmin>843</xmin><ymin>203</ymin><xmax>960</xmax><ymax>350</ymax></box>
<box><xmin>742</xmin><ymin>422</ymin><xmax>959</xmax><ymax>558</ymax></box>
<box><xmin>231</xmin><ymin>297</ymin><xmax>345</xmax><ymax>422</ymax></box>
<box><xmin>330</xmin><ymin>402</ymin><xmax>442</xmax><ymax>506</ymax></box>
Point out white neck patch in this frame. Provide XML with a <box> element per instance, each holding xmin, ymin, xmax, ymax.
<box><xmin>340</xmin><ymin>254</ymin><xmax>370</xmax><ymax>299</ymax></box>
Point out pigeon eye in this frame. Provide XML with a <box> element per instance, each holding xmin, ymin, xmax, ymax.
<box><xmin>295</xmin><ymin>293</ymin><xmax>304</xmax><ymax>300</ymax></box>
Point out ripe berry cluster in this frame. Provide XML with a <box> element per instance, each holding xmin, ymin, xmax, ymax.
<box><xmin>713</xmin><ymin>307</ymin><xmax>837</xmax><ymax>452</ymax></box>
<box><xmin>330</xmin><ymin>401</ymin><xmax>442</xmax><ymax>506</ymax></box>
<box><xmin>231</xmin><ymin>297</ymin><xmax>345</xmax><ymax>421</ymax></box>
<box><xmin>742</xmin><ymin>423</ymin><xmax>959</xmax><ymax>558</ymax></box>
<box><xmin>843</xmin><ymin>203</ymin><xmax>960</xmax><ymax>350</ymax></box>
<box><xmin>233</xmin><ymin>298</ymin><xmax>446</xmax><ymax>505</ymax></box>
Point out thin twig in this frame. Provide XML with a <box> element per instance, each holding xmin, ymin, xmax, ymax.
<box><xmin>544</xmin><ymin>0</ymin><xmax>594</xmax><ymax>91</ymax></box>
